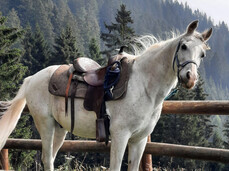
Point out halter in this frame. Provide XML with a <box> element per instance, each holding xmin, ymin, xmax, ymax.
<box><xmin>172</xmin><ymin>40</ymin><xmax>197</xmax><ymax>83</ymax></box>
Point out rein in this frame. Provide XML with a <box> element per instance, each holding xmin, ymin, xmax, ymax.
<box><xmin>172</xmin><ymin>40</ymin><xmax>197</xmax><ymax>83</ymax></box>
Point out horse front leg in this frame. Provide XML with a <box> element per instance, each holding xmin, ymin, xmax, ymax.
<box><xmin>127</xmin><ymin>137</ymin><xmax>148</xmax><ymax>171</ymax></box>
<box><xmin>110</xmin><ymin>127</ymin><xmax>130</xmax><ymax>171</ymax></box>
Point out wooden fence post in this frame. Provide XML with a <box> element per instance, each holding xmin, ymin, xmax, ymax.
<box><xmin>0</xmin><ymin>149</ymin><xmax>9</xmax><ymax>170</ymax></box>
<box><xmin>140</xmin><ymin>135</ymin><xmax>153</xmax><ymax>171</ymax></box>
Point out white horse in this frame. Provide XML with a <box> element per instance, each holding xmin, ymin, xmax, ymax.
<box><xmin>0</xmin><ymin>20</ymin><xmax>212</xmax><ymax>171</ymax></box>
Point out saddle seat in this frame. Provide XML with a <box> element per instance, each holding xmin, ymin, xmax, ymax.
<box><xmin>73</xmin><ymin>57</ymin><xmax>101</xmax><ymax>72</ymax></box>
<box><xmin>71</xmin><ymin>57</ymin><xmax>106</xmax><ymax>86</ymax></box>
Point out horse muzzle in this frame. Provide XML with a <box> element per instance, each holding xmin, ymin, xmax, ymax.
<box><xmin>180</xmin><ymin>70</ymin><xmax>197</xmax><ymax>89</ymax></box>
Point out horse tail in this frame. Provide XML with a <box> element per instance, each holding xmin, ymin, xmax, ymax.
<box><xmin>0</xmin><ymin>76</ymin><xmax>31</xmax><ymax>150</ymax></box>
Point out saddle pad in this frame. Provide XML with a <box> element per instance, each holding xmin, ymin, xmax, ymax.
<box><xmin>112</xmin><ymin>57</ymin><xmax>134</xmax><ymax>100</ymax></box>
<box><xmin>49</xmin><ymin>65</ymin><xmax>87</xmax><ymax>98</ymax></box>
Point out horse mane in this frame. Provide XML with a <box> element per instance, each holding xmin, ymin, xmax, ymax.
<box><xmin>131</xmin><ymin>31</ymin><xmax>180</xmax><ymax>56</ymax></box>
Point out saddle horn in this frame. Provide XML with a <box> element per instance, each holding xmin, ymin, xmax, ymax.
<box><xmin>118</xmin><ymin>45</ymin><xmax>128</xmax><ymax>54</ymax></box>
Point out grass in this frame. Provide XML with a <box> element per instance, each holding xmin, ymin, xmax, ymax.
<box><xmin>56</xmin><ymin>155</ymin><xmax>109</xmax><ymax>171</ymax></box>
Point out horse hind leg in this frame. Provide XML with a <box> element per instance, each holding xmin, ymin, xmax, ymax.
<box><xmin>52</xmin><ymin>121</ymin><xmax>67</xmax><ymax>159</ymax></box>
<box><xmin>32</xmin><ymin>114</ymin><xmax>56</xmax><ymax>171</ymax></box>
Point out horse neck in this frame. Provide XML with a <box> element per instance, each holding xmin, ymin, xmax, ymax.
<box><xmin>134</xmin><ymin>37</ymin><xmax>181</xmax><ymax>102</ymax></box>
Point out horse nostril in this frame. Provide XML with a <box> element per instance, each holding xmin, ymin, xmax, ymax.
<box><xmin>186</xmin><ymin>71</ymin><xmax>191</xmax><ymax>80</ymax></box>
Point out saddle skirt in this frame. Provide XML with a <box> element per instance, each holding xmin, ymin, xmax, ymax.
<box><xmin>48</xmin><ymin>64</ymin><xmax>88</xmax><ymax>99</ymax></box>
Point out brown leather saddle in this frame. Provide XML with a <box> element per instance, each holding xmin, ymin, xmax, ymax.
<box><xmin>49</xmin><ymin>55</ymin><xmax>134</xmax><ymax>143</ymax></box>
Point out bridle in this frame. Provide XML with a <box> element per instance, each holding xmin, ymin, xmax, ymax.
<box><xmin>172</xmin><ymin>40</ymin><xmax>197</xmax><ymax>83</ymax></box>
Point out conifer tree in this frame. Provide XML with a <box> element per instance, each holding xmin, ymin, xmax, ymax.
<box><xmin>205</xmin><ymin>131</ymin><xmax>224</xmax><ymax>170</ymax></box>
<box><xmin>89</xmin><ymin>38</ymin><xmax>103</xmax><ymax>64</ymax></box>
<box><xmin>223</xmin><ymin>117</ymin><xmax>229</xmax><ymax>148</ymax></box>
<box><xmin>0</xmin><ymin>13</ymin><xmax>27</xmax><ymax>99</ymax></box>
<box><xmin>33</xmin><ymin>24</ymin><xmax>51</xmax><ymax>69</ymax></box>
<box><xmin>193</xmin><ymin>77</ymin><xmax>208</xmax><ymax>100</ymax></box>
<box><xmin>21</xmin><ymin>24</ymin><xmax>35</xmax><ymax>74</ymax></box>
<box><xmin>9</xmin><ymin>114</ymin><xmax>36</xmax><ymax>170</ymax></box>
<box><xmin>101</xmin><ymin>4</ymin><xmax>135</xmax><ymax>57</ymax></box>
<box><xmin>193</xmin><ymin>77</ymin><xmax>214</xmax><ymax>142</ymax></box>
<box><xmin>22</xmin><ymin>23</ymin><xmax>51</xmax><ymax>75</ymax></box>
<box><xmin>212</xmin><ymin>131</ymin><xmax>224</xmax><ymax>148</ymax></box>
<box><xmin>6</xmin><ymin>8</ymin><xmax>21</xmax><ymax>29</ymax></box>
<box><xmin>69</xmin><ymin>0</ymin><xmax>101</xmax><ymax>55</ymax></box>
<box><xmin>222</xmin><ymin>123</ymin><xmax>229</xmax><ymax>171</ymax></box>
<box><xmin>51</xmin><ymin>25</ymin><xmax>81</xmax><ymax>65</ymax></box>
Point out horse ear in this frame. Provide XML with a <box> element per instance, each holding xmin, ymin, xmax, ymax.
<box><xmin>186</xmin><ymin>20</ymin><xmax>199</xmax><ymax>35</ymax></box>
<box><xmin>202</xmin><ymin>28</ymin><xmax>213</xmax><ymax>42</ymax></box>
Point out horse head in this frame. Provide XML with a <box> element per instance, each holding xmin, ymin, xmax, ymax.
<box><xmin>173</xmin><ymin>20</ymin><xmax>212</xmax><ymax>89</ymax></box>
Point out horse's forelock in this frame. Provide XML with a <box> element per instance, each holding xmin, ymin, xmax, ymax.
<box><xmin>185</xmin><ymin>32</ymin><xmax>211</xmax><ymax>50</ymax></box>
<box><xmin>194</xmin><ymin>32</ymin><xmax>211</xmax><ymax>50</ymax></box>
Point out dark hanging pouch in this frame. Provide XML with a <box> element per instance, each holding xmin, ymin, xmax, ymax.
<box><xmin>96</xmin><ymin>118</ymin><xmax>106</xmax><ymax>142</ymax></box>
<box><xmin>96</xmin><ymin>99</ymin><xmax>108</xmax><ymax>143</ymax></box>
<box><xmin>104</xmin><ymin>113</ymin><xmax>110</xmax><ymax>145</ymax></box>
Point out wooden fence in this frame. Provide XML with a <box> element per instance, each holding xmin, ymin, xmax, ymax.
<box><xmin>1</xmin><ymin>101</ymin><xmax>229</xmax><ymax>170</ymax></box>
<box><xmin>3</xmin><ymin>138</ymin><xmax>229</xmax><ymax>163</ymax></box>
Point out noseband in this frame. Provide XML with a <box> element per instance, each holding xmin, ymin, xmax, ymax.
<box><xmin>172</xmin><ymin>40</ymin><xmax>197</xmax><ymax>83</ymax></box>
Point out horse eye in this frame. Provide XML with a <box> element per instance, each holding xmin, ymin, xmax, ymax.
<box><xmin>181</xmin><ymin>44</ymin><xmax>187</xmax><ymax>50</ymax></box>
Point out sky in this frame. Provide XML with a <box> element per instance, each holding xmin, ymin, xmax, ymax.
<box><xmin>175</xmin><ymin>0</ymin><xmax>229</xmax><ymax>25</ymax></box>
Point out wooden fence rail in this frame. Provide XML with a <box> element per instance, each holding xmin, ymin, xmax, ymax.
<box><xmin>162</xmin><ymin>101</ymin><xmax>229</xmax><ymax>115</ymax></box>
<box><xmin>23</xmin><ymin>101</ymin><xmax>229</xmax><ymax>115</ymax></box>
<box><xmin>4</xmin><ymin>138</ymin><xmax>229</xmax><ymax>163</ymax></box>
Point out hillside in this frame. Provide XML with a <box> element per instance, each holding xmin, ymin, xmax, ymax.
<box><xmin>0</xmin><ymin>0</ymin><xmax>228</xmax><ymax>100</ymax></box>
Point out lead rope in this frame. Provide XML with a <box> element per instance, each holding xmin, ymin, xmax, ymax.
<box><xmin>164</xmin><ymin>88</ymin><xmax>179</xmax><ymax>100</ymax></box>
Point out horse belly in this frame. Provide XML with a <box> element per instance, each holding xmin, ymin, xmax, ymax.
<box><xmin>52</xmin><ymin>96</ymin><xmax>97</xmax><ymax>139</ymax></box>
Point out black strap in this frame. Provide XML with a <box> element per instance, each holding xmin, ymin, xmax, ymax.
<box><xmin>179</xmin><ymin>60</ymin><xmax>197</xmax><ymax>69</ymax></box>
<box><xmin>100</xmin><ymin>100</ymin><xmax>110</xmax><ymax>145</ymax></box>
<box><xmin>173</xmin><ymin>41</ymin><xmax>181</xmax><ymax>71</ymax></box>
